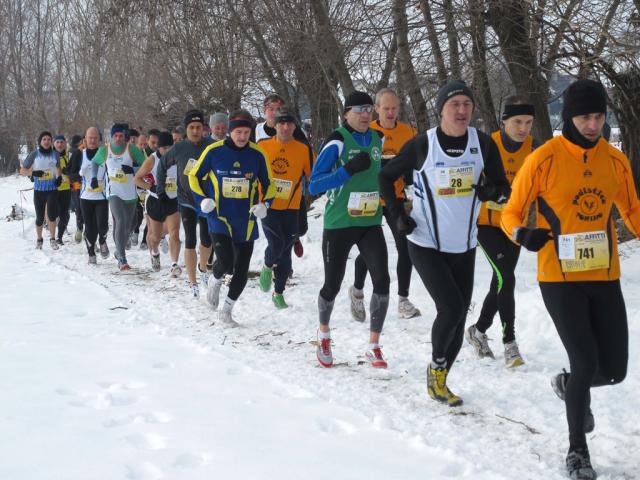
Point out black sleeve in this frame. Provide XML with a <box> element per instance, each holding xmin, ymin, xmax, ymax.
<box><xmin>479</xmin><ymin>132</ymin><xmax>508</xmax><ymax>188</ymax></box>
<box><xmin>379</xmin><ymin>134</ymin><xmax>428</xmax><ymax>216</ymax></box>
<box><xmin>293</xmin><ymin>126</ymin><xmax>311</xmax><ymax>146</ymax></box>
<box><xmin>69</xmin><ymin>150</ymin><xmax>82</xmax><ymax>174</ymax></box>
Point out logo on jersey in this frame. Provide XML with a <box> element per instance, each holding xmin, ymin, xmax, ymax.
<box><xmin>272</xmin><ymin>157</ymin><xmax>289</xmax><ymax>175</ymax></box>
<box><xmin>370</xmin><ymin>146</ymin><xmax>382</xmax><ymax>163</ymax></box>
<box><xmin>583</xmin><ymin>169</ymin><xmax>593</xmax><ymax>178</ymax></box>
<box><xmin>572</xmin><ymin>187</ymin><xmax>606</xmax><ymax>221</ymax></box>
<box><xmin>470</xmin><ymin>147</ymin><xmax>479</xmax><ymax>154</ymax></box>
<box><xmin>233</xmin><ymin>161</ymin><xmax>240</xmax><ymax>168</ymax></box>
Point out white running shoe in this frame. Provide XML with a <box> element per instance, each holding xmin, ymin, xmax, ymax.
<box><xmin>99</xmin><ymin>242</ymin><xmax>109</xmax><ymax>259</ymax></box>
<box><xmin>74</xmin><ymin>229</ymin><xmax>83</xmax><ymax>243</ymax></box>
<box><xmin>88</xmin><ymin>255</ymin><xmax>97</xmax><ymax>265</ymax></box>
<box><xmin>150</xmin><ymin>253</ymin><xmax>161</xmax><ymax>272</ymax></box>
<box><xmin>348</xmin><ymin>286</ymin><xmax>366</xmax><ymax>322</ymax></box>
<box><xmin>398</xmin><ymin>296</ymin><xmax>421</xmax><ymax>318</ymax></box>
<box><xmin>129</xmin><ymin>231</ymin><xmax>138</xmax><ymax>246</ymax></box>
<box><xmin>364</xmin><ymin>346</ymin><xmax>388</xmax><ymax>368</ymax></box>
<box><xmin>504</xmin><ymin>341</ymin><xmax>525</xmax><ymax>368</ymax></box>
<box><xmin>198</xmin><ymin>266</ymin><xmax>210</xmax><ymax>286</ymax></box>
<box><xmin>316</xmin><ymin>331</ymin><xmax>333</xmax><ymax>368</ymax></box>
<box><xmin>207</xmin><ymin>279</ymin><xmax>223</xmax><ymax>309</ymax></box>
<box><xmin>191</xmin><ymin>283</ymin><xmax>199</xmax><ymax>298</ymax></box>
<box><xmin>465</xmin><ymin>324</ymin><xmax>495</xmax><ymax>359</ymax></box>
<box><xmin>160</xmin><ymin>236</ymin><xmax>169</xmax><ymax>254</ymax></box>
<box><xmin>50</xmin><ymin>238</ymin><xmax>59</xmax><ymax>250</ymax></box>
<box><xmin>218</xmin><ymin>309</ymin><xmax>239</xmax><ymax>327</ymax></box>
<box><xmin>169</xmin><ymin>263</ymin><xmax>182</xmax><ymax>278</ymax></box>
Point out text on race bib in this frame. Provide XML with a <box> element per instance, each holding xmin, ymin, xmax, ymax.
<box><xmin>273</xmin><ymin>178</ymin><xmax>293</xmax><ymax>199</ymax></box>
<box><xmin>435</xmin><ymin>166</ymin><xmax>474</xmax><ymax>197</ymax></box>
<box><xmin>41</xmin><ymin>170</ymin><xmax>54</xmax><ymax>180</ymax></box>
<box><xmin>222</xmin><ymin>177</ymin><xmax>250</xmax><ymax>199</ymax></box>
<box><xmin>347</xmin><ymin>191</ymin><xmax>379</xmax><ymax>217</ymax></box>
<box><xmin>558</xmin><ymin>231</ymin><xmax>609</xmax><ymax>273</ymax></box>
<box><xmin>183</xmin><ymin>159</ymin><xmax>196</xmax><ymax>175</ymax></box>
<box><xmin>87</xmin><ymin>180</ymin><xmax>104</xmax><ymax>193</ymax></box>
<box><xmin>109</xmin><ymin>169</ymin><xmax>128</xmax><ymax>183</ymax></box>
<box><xmin>166</xmin><ymin>177</ymin><xmax>177</xmax><ymax>193</ymax></box>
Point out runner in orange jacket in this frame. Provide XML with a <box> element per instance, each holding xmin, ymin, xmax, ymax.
<box><xmin>501</xmin><ymin>79</ymin><xmax>640</xmax><ymax>480</ymax></box>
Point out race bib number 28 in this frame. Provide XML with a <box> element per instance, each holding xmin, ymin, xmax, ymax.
<box><xmin>435</xmin><ymin>166</ymin><xmax>474</xmax><ymax>197</ymax></box>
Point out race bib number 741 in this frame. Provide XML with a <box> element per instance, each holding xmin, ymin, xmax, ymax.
<box><xmin>558</xmin><ymin>231</ymin><xmax>609</xmax><ymax>272</ymax></box>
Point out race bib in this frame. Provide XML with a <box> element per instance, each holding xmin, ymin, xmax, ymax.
<box><xmin>222</xmin><ymin>177</ymin><xmax>250</xmax><ymax>199</ymax></box>
<box><xmin>109</xmin><ymin>169</ymin><xmax>128</xmax><ymax>183</ymax></box>
<box><xmin>274</xmin><ymin>178</ymin><xmax>293</xmax><ymax>200</ymax></box>
<box><xmin>41</xmin><ymin>170</ymin><xmax>54</xmax><ymax>181</ymax></box>
<box><xmin>183</xmin><ymin>158</ymin><xmax>196</xmax><ymax>176</ymax></box>
<box><xmin>347</xmin><ymin>192</ymin><xmax>379</xmax><ymax>217</ymax></box>
<box><xmin>87</xmin><ymin>180</ymin><xmax>104</xmax><ymax>193</ymax></box>
<box><xmin>137</xmin><ymin>190</ymin><xmax>147</xmax><ymax>202</ymax></box>
<box><xmin>558</xmin><ymin>231</ymin><xmax>609</xmax><ymax>272</ymax></box>
<box><xmin>435</xmin><ymin>166</ymin><xmax>474</xmax><ymax>197</ymax></box>
<box><xmin>486</xmin><ymin>201</ymin><xmax>504</xmax><ymax>211</ymax></box>
<box><xmin>166</xmin><ymin>177</ymin><xmax>177</xmax><ymax>193</ymax></box>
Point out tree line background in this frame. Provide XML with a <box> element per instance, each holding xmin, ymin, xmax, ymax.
<box><xmin>0</xmin><ymin>0</ymin><xmax>639</xmax><ymax>184</ymax></box>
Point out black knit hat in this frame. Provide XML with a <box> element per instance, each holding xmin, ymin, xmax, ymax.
<box><xmin>157</xmin><ymin>131</ymin><xmax>174</xmax><ymax>148</ymax></box>
<box><xmin>344</xmin><ymin>91</ymin><xmax>374</xmax><ymax>112</ymax></box>
<box><xmin>38</xmin><ymin>131</ymin><xmax>53</xmax><ymax>144</ymax></box>
<box><xmin>435</xmin><ymin>80</ymin><xmax>474</xmax><ymax>114</ymax></box>
<box><xmin>184</xmin><ymin>109</ymin><xmax>205</xmax><ymax>127</ymax></box>
<box><xmin>275</xmin><ymin>107</ymin><xmax>297</xmax><ymax>124</ymax></box>
<box><xmin>562</xmin><ymin>79</ymin><xmax>607</xmax><ymax>121</ymax></box>
<box><xmin>71</xmin><ymin>134</ymin><xmax>82</xmax><ymax>148</ymax></box>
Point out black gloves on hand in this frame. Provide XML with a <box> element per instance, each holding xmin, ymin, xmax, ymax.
<box><xmin>31</xmin><ymin>170</ymin><xmax>45</xmax><ymax>178</ymax></box>
<box><xmin>472</xmin><ymin>180</ymin><xmax>511</xmax><ymax>203</ymax></box>
<box><xmin>55</xmin><ymin>176</ymin><xmax>63</xmax><ymax>187</ymax></box>
<box><xmin>120</xmin><ymin>164</ymin><xmax>135</xmax><ymax>174</ymax></box>
<box><xmin>396</xmin><ymin>212</ymin><xmax>417</xmax><ymax>236</ymax></box>
<box><xmin>90</xmin><ymin>177</ymin><xmax>99</xmax><ymax>189</ymax></box>
<box><xmin>69</xmin><ymin>173</ymin><xmax>82</xmax><ymax>184</ymax></box>
<box><xmin>515</xmin><ymin>227</ymin><xmax>552</xmax><ymax>252</ymax></box>
<box><xmin>344</xmin><ymin>152</ymin><xmax>371</xmax><ymax>176</ymax></box>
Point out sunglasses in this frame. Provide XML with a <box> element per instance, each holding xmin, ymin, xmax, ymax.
<box><xmin>348</xmin><ymin>105</ymin><xmax>374</xmax><ymax>113</ymax></box>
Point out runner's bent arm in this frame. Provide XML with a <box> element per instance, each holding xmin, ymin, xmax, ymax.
<box><xmin>612</xmin><ymin>152</ymin><xmax>640</xmax><ymax>236</ymax></box>
<box><xmin>308</xmin><ymin>133</ymin><xmax>350</xmax><ymax>195</ymax></box>
<box><xmin>133</xmin><ymin>155</ymin><xmax>156</xmax><ymax>190</ymax></box>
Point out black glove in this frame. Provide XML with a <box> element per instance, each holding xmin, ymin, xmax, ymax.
<box><xmin>396</xmin><ymin>211</ymin><xmax>417</xmax><ymax>236</ymax></box>
<box><xmin>472</xmin><ymin>181</ymin><xmax>511</xmax><ymax>203</ymax></box>
<box><xmin>120</xmin><ymin>164</ymin><xmax>135</xmax><ymax>174</ymax></box>
<box><xmin>90</xmin><ymin>177</ymin><xmax>99</xmax><ymax>189</ymax></box>
<box><xmin>29</xmin><ymin>176</ymin><xmax>35</xmax><ymax>183</ymax></box>
<box><xmin>344</xmin><ymin>152</ymin><xmax>371</xmax><ymax>176</ymax></box>
<box><xmin>515</xmin><ymin>227</ymin><xmax>552</xmax><ymax>252</ymax></box>
<box><xmin>55</xmin><ymin>176</ymin><xmax>63</xmax><ymax>187</ymax></box>
<box><xmin>69</xmin><ymin>173</ymin><xmax>82</xmax><ymax>184</ymax></box>
<box><xmin>31</xmin><ymin>170</ymin><xmax>45</xmax><ymax>178</ymax></box>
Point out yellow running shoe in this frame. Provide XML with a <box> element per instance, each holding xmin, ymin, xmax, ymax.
<box><xmin>427</xmin><ymin>364</ymin><xmax>463</xmax><ymax>407</ymax></box>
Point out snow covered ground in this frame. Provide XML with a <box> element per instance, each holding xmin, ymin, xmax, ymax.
<box><xmin>1</xmin><ymin>174</ymin><xmax>638</xmax><ymax>480</ymax></box>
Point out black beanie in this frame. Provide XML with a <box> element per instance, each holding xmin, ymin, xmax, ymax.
<box><xmin>71</xmin><ymin>134</ymin><xmax>82</xmax><ymax>148</ymax></box>
<box><xmin>184</xmin><ymin>109</ymin><xmax>205</xmax><ymax>127</ymax></box>
<box><xmin>562</xmin><ymin>79</ymin><xmax>607</xmax><ymax>121</ymax></box>
<box><xmin>344</xmin><ymin>91</ymin><xmax>374</xmax><ymax>112</ymax></box>
<box><xmin>435</xmin><ymin>80</ymin><xmax>474</xmax><ymax>114</ymax></box>
<box><xmin>38</xmin><ymin>131</ymin><xmax>52</xmax><ymax>144</ymax></box>
<box><xmin>157</xmin><ymin>131</ymin><xmax>174</xmax><ymax>148</ymax></box>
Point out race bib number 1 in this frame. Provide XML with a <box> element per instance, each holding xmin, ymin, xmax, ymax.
<box><xmin>347</xmin><ymin>192</ymin><xmax>379</xmax><ymax>217</ymax></box>
<box><xmin>274</xmin><ymin>178</ymin><xmax>293</xmax><ymax>199</ymax></box>
<box><xmin>558</xmin><ymin>231</ymin><xmax>609</xmax><ymax>272</ymax></box>
<box><xmin>435</xmin><ymin>166</ymin><xmax>474</xmax><ymax>196</ymax></box>
<box><xmin>222</xmin><ymin>177</ymin><xmax>249</xmax><ymax>199</ymax></box>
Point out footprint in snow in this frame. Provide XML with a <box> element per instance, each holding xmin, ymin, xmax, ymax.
<box><xmin>103</xmin><ymin>411</ymin><xmax>173</xmax><ymax>428</ymax></box>
<box><xmin>68</xmin><ymin>391</ymin><xmax>139</xmax><ymax>409</ymax></box>
<box><xmin>125</xmin><ymin>462</ymin><xmax>164</xmax><ymax>480</ymax></box>
<box><xmin>124</xmin><ymin>432</ymin><xmax>168</xmax><ymax>450</ymax></box>
<box><xmin>173</xmin><ymin>452</ymin><xmax>213</xmax><ymax>469</ymax></box>
<box><xmin>314</xmin><ymin>417</ymin><xmax>358</xmax><ymax>435</ymax></box>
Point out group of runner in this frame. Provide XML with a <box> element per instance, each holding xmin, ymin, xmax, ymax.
<box><xmin>20</xmin><ymin>80</ymin><xmax>639</xmax><ymax>480</ymax></box>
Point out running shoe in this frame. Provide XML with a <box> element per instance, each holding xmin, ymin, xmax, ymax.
<box><xmin>398</xmin><ymin>296</ymin><xmax>421</xmax><ymax>318</ymax></box>
<box><xmin>191</xmin><ymin>283</ymin><xmax>199</xmax><ymax>298</ymax></box>
<box><xmin>259</xmin><ymin>265</ymin><xmax>273</xmax><ymax>292</ymax></box>
<box><xmin>272</xmin><ymin>293</ymin><xmax>289</xmax><ymax>309</ymax></box>
<box><xmin>348</xmin><ymin>286</ymin><xmax>366</xmax><ymax>322</ymax></box>
<box><xmin>365</xmin><ymin>346</ymin><xmax>388</xmax><ymax>368</ymax></box>
<box><xmin>130</xmin><ymin>231</ymin><xmax>138</xmax><ymax>246</ymax></box>
<box><xmin>198</xmin><ymin>265</ymin><xmax>210</xmax><ymax>286</ymax></box>
<box><xmin>504</xmin><ymin>340</ymin><xmax>525</xmax><ymax>368</ymax></box>
<box><xmin>207</xmin><ymin>278</ymin><xmax>223</xmax><ymax>309</ymax></box>
<box><xmin>293</xmin><ymin>239</ymin><xmax>304</xmax><ymax>258</ymax></box>
<box><xmin>465</xmin><ymin>324</ymin><xmax>495</xmax><ymax>359</ymax></box>
<box><xmin>36</xmin><ymin>239</ymin><xmax>43</xmax><ymax>250</ymax></box>
<box><xmin>566</xmin><ymin>448</ymin><xmax>597</xmax><ymax>480</ymax></box>
<box><xmin>119</xmin><ymin>262</ymin><xmax>131</xmax><ymax>271</ymax></box>
<box><xmin>552</xmin><ymin>370</ymin><xmax>595</xmax><ymax>433</ymax></box>
<box><xmin>50</xmin><ymin>238</ymin><xmax>60</xmax><ymax>250</ymax></box>
<box><xmin>427</xmin><ymin>364</ymin><xmax>463</xmax><ymax>407</ymax></box>
<box><xmin>88</xmin><ymin>255</ymin><xmax>97</xmax><ymax>265</ymax></box>
<box><xmin>99</xmin><ymin>242</ymin><xmax>109</xmax><ymax>259</ymax></box>
<box><xmin>218</xmin><ymin>309</ymin><xmax>239</xmax><ymax>327</ymax></box>
<box><xmin>74</xmin><ymin>229</ymin><xmax>83</xmax><ymax>243</ymax></box>
<box><xmin>150</xmin><ymin>253</ymin><xmax>161</xmax><ymax>272</ymax></box>
<box><xmin>56</xmin><ymin>238</ymin><xmax>64</xmax><ymax>246</ymax></box>
<box><xmin>316</xmin><ymin>331</ymin><xmax>333</xmax><ymax>368</ymax></box>
<box><xmin>169</xmin><ymin>263</ymin><xmax>182</xmax><ymax>278</ymax></box>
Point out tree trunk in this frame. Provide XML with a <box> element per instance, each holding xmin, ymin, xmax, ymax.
<box><xmin>417</xmin><ymin>0</ymin><xmax>448</xmax><ymax>86</ymax></box>
<box><xmin>392</xmin><ymin>0</ymin><xmax>429</xmax><ymax>131</ymax></box>
<box><xmin>443</xmin><ymin>0</ymin><xmax>462</xmax><ymax>79</ymax></box>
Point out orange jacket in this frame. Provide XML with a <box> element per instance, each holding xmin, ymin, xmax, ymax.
<box><xmin>501</xmin><ymin>135</ymin><xmax>640</xmax><ymax>282</ymax></box>
<box><xmin>258</xmin><ymin>136</ymin><xmax>314</xmax><ymax>210</ymax></box>
<box><xmin>478</xmin><ymin>131</ymin><xmax>532</xmax><ymax>227</ymax></box>
<box><xmin>370</xmin><ymin>119</ymin><xmax>416</xmax><ymax>203</ymax></box>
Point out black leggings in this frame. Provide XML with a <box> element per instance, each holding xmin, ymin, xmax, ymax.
<box><xmin>132</xmin><ymin>200</ymin><xmax>144</xmax><ymax>234</ymax></box>
<box><xmin>81</xmin><ymin>199</ymin><xmax>109</xmax><ymax>253</ymax></box>
<box><xmin>180</xmin><ymin>206</ymin><xmax>212</xmax><ymax>249</ymax></box>
<box><xmin>408</xmin><ymin>242</ymin><xmax>475</xmax><ymax>367</ymax></box>
<box><xmin>56</xmin><ymin>190</ymin><xmax>71</xmax><ymax>240</ymax></box>
<box><xmin>211</xmin><ymin>234</ymin><xmax>253</xmax><ymax>301</ymax></box>
<box><xmin>71</xmin><ymin>190</ymin><xmax>83</xmax><ymax>230</ymax></box>
<box><xmin>539</xmin><ymin>281</ymin><xmax>628</xmax><ymax>450</ymax></box>
<box><xmin>476</xmin><ymin>225</ymin><xmax>521</xmax><ymax>343</ymax></box>
<box><xmin>34</xmin><ymin>189</ymin><xmax>58</xmax><ymax>227</ymax></box>
<box><xmin>354</xmin><ymin>207</ymin><xmax>412</xmax><ymax>297</ymax></box>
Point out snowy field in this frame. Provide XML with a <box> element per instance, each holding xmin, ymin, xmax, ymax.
<box><xmin>0</xmin><ymin>174</ymin><xmax>638</xmax><ymax>480</ymax></box>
